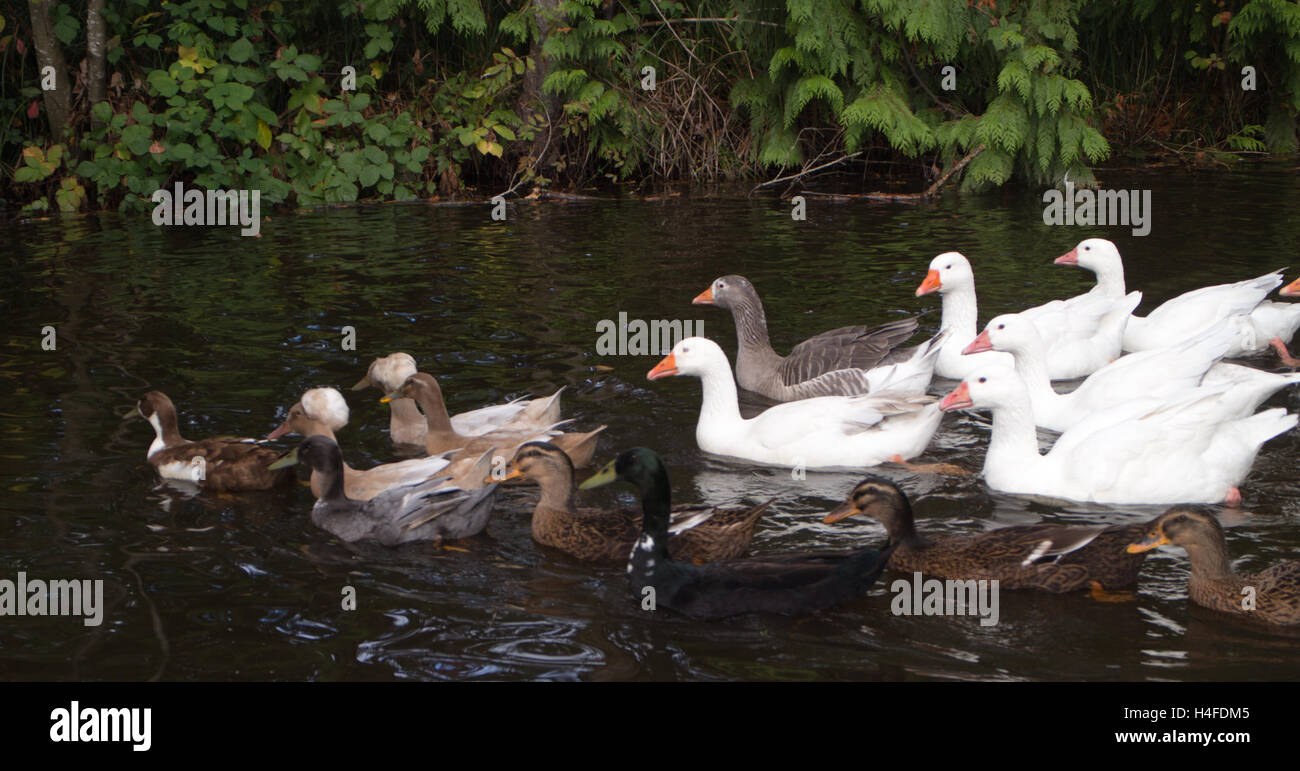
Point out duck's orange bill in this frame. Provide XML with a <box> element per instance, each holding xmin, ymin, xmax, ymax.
<box><xmin>915</xmin><ymin>269</ymin><xmax>941</xmax><ymax>296</ymax></box>
<box><xmin>692</xmin><ymin>286</ymin><xmax>715</xmax><ymax>305</ymax></box>
<box><xmin>1281</xmin><ymin>276</ymin><xmax>1300</xmax><ymax>297</ymax></box>
<box><xmin>647</xmin><ymin>353</ymin><xmax>679</xmax><ymax>380</ymax></box>
<box><xmin>939</xmin><ymin>381</ymin><xmax>972</xmax><ymax>411</ymax></box>
<box><xmin>488</xmin><ymin>468</ymin><xmax>525</xmax><ymax>484</ymax></box>
<box><xmin>822</xmin><ymin>501</ymin><xmax>861</xmax><ymax>525</ymax></box>
<box><xmin>962</xmin><ymin>330</ymin><xmax>994</xmax><ymax>355</ymax></box>
<box><xmin>1126</xmin><ymin>531</ymin><xmax>1169</xmax><ymax>554</ymax></box>
<box><xmin>266</xmin><ymin>420</ymin><xmax>292</xmax><ymax>441</ymax></box>
<box><xmin>1054</xmin><ymin>248</ymin><xmax>1078</xmax><ymax>266</ymax></box>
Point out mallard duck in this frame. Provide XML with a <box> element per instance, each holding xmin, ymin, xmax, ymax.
<box><xmin>269</xmin><ymin>435</ymin><xmax>499</xmax><ymax>546</ymax></box>
<box><xmin>691</xmin><ymin>274</ymin><xmax>943</xmax><ymax>400</ymax></box>
<box><xmin>136</xmin><ymin>391</ymin><xmax>293</xmax><ymax>492</ymax></box>
<box><xmin>266</xmin><ymin>387</ymin><xmax>452</xmax><ymax>499</ymax></box>
<box><xmin>1127</xmin><ymin>506</ymin><xmax>1300</xmax><ymax>627</ymax></box>
<box><xmin>940</xmin><ymin>365</ymin><xmax>1296</xmax><ymax>505</ymax></box>
<box><xmin>1055</xmin><ymin>239</ymin><xmax>1296</xmax><ymax>355</ymax></box>
<box><xmin>353</xmin><ymin>352</ymin><xmax>564</xmax><ymax>444</ymax></box>
<box><xmin>579</xmin><ymin>448</ymin><xmax>894</xmax><ymax>620</ymax></box>
<box><xmin>382</xmin><ymin>373</ymin><xmax>604</xmax><ymax>467</ymax></box>
<box><xmin>824</xmin><ymin>476</ymin><xmax>1152</xmax><ymax>592</ymax></box>
<box><xmin>501</xmin><ymin>441</ymin><xmax>772</xmax><ymax>563</ymax></box>
<box><xmin>647</xmin><ymin>337</ymin><xmax>942</xmax><ymax>469</ymax></box>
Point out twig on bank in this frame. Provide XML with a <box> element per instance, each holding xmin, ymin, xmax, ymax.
<box><xmin>751</xmin><ymin>151</ymin><xmax>863</xmax><ymax>192</ymax></box>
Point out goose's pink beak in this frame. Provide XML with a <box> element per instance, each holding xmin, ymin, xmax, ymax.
<box><xmin>266</xmin><ymin>420</ymin><xmax>292</xmax><ymax>441</ymax></box>
<box><xmin>962</xmin><ymin>330</ymin><xmax>994</xmax><ymax>355</ymax></box>
<box><xmin>939</xmin><ymin>382</ymin><xmax>973</xmax><ymax>411</ymax></box>
<box><xmin>1054</xmin><ymin>248</ymin><xmax>1078</xmax><ymax>266</ymax></box>
<box><xmin>1281</xmin><ymin>277</ymin><xmax>1300</xmax><ymax>297</ymax></box>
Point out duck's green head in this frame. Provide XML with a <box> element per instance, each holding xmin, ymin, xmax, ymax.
<box><xmin>579</xmin><ymin>447</ymin><xmax>666</xmax><ymax>494</ymax></box>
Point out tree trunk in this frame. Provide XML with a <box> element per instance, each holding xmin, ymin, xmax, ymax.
<box><xmin>28</xmin><ymin>0</ymin><xmax>71</xmax><ymax>138</ymax></box>
<box><xmin>525</xmin><ymin>0</ymin><xmax>562</xmax><ymax>169</ymax></box>
<box><xmin>86</xmin><ymin>0</ymin><xmax>107</xmax><ymax>127</ymax></box>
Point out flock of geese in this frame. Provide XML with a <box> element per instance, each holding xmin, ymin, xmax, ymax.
<box><xmin>133</xmin><ymin>238</ymin><xmax>1300</xmax><ymax>627</ymax></box>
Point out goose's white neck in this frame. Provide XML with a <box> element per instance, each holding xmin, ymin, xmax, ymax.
<box><xmin>1005</xmin><ymin>341</ymin><xmax>1064</xmax><ymax>417</ymax></box>
<box><xmin>1090</xmin><ymin>259</ymin><xmax>1126</xmax><ymax>298</ymax></box>
<box><xmin>693</xmin><ymin>361</ymin><xmax>745</xmax><ymax>441</ymax></box>
<box><xmin>984</xmin><ymin>398</ymin><xmax>1044</xmax><ymax>483</ymax></box>
<box><xmin>940</xmin><ymin>285</ymin><xmax>980</xmax><ymax>341</ymax></box>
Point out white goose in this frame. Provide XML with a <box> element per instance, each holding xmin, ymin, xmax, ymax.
<box><xmin>940</xmin><ymin>365</ymin><xmax>1296</xmax><ymax>505</ymax></box>
<box><xmin>915</xmin><ymin>252</ymin><xmax>1130</xmax><ymax>380</ymax></box>
<box><xmin>647</xmin><ymin>337</ymin><xmax>942</xmax><ymax>469</ymax></box>
<box><xmin>1056</xmin><ymin>238</ymin><xmax>1296</xmax><ymax>354</ymax></box>
<box><xmin>965</xmin><ymin>314</ymin><xmax>1300</xmax><ymax>432</ymax></box>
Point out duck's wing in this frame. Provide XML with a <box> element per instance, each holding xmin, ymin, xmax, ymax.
<box><xmin>776</xmin><ymin>317</ymin><xmax>919</xmax><ymax>386</ymax></box>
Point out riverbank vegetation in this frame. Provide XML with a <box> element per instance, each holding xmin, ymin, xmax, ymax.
<box><xmin>3</xmin><ymin>0</ymin><xmax>1297</xmax><ymax>213</ymax></box>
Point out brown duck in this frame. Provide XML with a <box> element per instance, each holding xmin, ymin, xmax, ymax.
<box><xmin>383</xmin><ymin>373</ymin><xmax>604</xmax><ymax>467</ymax></box>
<box><xmin>1128</xmin><ymin>506</ymin><xmax>1300</xmax><ymax>627</ymax></box>
<box><xmin>692</xmin><ymin>274</ymin><xmax>932</xmax><ymax>401</ymax></box>
<box><xmin>824</xmin><ymin>476</ymin><xmax>1151</xmax><ymax>592</ymax></box>
<box><xmin>137</xmin><ymin>391</ymin><xmax>293</xmax><ymax>492</ymax></box>
<box><xmin>502</xmin><ymin>442</ymin><xmax>773</xmax><ymax>563</ymax></box>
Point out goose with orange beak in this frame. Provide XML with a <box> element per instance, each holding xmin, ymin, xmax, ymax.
<box><xmin>646</xmin><ymin>336</ymin><xmax>942</xmax><ymax>469</ymax></box>
<box><xmin>937</xmin><ymin>365</ymin><xmax>1295</xmax><ymax>505</ymax></box>
<box><xmin>690</xmin><ymin>274</ymin><xmax>942</xmax><ymax>401</ymax></box>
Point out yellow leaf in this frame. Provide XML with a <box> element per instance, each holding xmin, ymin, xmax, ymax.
<box><xmin>370</xmin><ymin>62</ymin><xmax>385</xmax><ymax>79</ymax></box>
<box><xmin>476</xmin><ymin>139</ymin><xmax>491</xmax><ymax>155</ymax></box>
<box><xmin>257</xmin><ymin>119</ymin><xmax>271</xmax><ymax>150</ymax></box>
<box><xmin>487</xmin><ymin>142</ymin><xmax>503</xmax><ymax>158</ymax></box>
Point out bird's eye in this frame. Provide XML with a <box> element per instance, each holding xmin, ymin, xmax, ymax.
<box><xmin>1084</xmin><ymin>245</ymin><xmax>1091</xmax><ymax>250</ymax></box>
<box><xmin>978</xmin><ymin>377</ymin><xmax>987</xmax><ymax>383</ymax></box>
<box><xmin>945</xmin><ymin>264</ymin><xmax>952</xmax><ymax>270</ymax></box>
<box><xmin>996</xmin><ymin>323</ymin><xmax>1005</xmax><ymax>330</ymax></box>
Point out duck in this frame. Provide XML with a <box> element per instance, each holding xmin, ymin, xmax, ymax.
<box><xmin>939</xmin><ymin>365</ymin><xmax>1297</xmax><ymax>505</ymax></box>
<box><xmin>964</xmin><ymin>313</ymin><xmax>1300</xmax><ymax>432</ymax></box>
<box><xmin>1127</xmin><ymin>506</ymin><xmax>1300</xmax><ymax>627</ymax></box>
<box><xmin>353</xmin><ymin>352</ymin><xmax>564</xmax><ymax>444</ymax></box>
<box><xmin>265</xmin><ymin>387</ymin><xmax>455</xmax><ymax>499</ymax></box>
<box><xmin>823</xmin><ymin>477</ymin><xmax>1153</xmax><ymax>592</ymax></box>
<box><xmin>692</xmin><ymin>274</ymin><xmax>943</xmax><ymax>399</ymax></box>
<box><xmin>916</xmin><ymin>251</ymin><xmax>1135</xmax><ymax>380</ymax></box>
<box><xmin>382</xmin><ymin>373</ymin><xmax>605</xmax><ymax>468</ymax></box>
<box><xmin>500</xmin><ymin>441</ymin><xmax>773</xmax><ymax>563</ymax></box>
<box><xmin>578</xmin><ymin>447</ymin><xmax>894</xmax><ymax>620</ymax></box>
<box><xmin>269</xmin><ymin>435</ymin><xmax>499</xmax><ymax>546</ymax></box>
<box><xmin>136</xmin><ymin>391</ymin><xmax>294</xmax><ymax>492</ymax></box>
<box><xmin>647</xmin><ymin>337</ymin><xmax>943</xmax><ymax>469</ymax></box>
<box><xmin>1055</xmin><ymin>238</ymin><xmax>1294</xmax><ymax>354</ymax></box>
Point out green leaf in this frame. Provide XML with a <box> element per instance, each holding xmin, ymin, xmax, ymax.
<box><xmin>228</xmin><ymin>37</ymin><xmax>255</xmax><ymax>63</ymax></box>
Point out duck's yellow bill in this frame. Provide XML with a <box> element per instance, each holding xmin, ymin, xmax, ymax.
<box><xmin>578</xmin><ymin>460</ymin><xmax>618</xmax><ymax>490</ymax></box>
<box><xmin>487</xmin><ymin>468</ymin><xmax>525</xmax><ymax>485</ymax></box>
<box><xmin>1126</xmin><ymin>532</ymin><xmax>1169</xmax><ymax>554</ymax></box>
<box><xmin>268</xmin><ymin>447</ymin><xmax>299</xmax><ymax>470</ymax></box>
<box><xmin>379</xmin><ymin>390</ymin><xmax>400</xmax><ymax>404</ymax></box>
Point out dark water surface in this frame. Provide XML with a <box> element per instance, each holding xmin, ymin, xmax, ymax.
<box><xmin>4</xmin><ymin>166</ymin><xmax>1300</xmax><ymax>681</ymax></box>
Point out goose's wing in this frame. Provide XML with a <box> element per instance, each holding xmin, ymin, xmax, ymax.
<box><xmin>777</xmin><ymin>317</ymin><xmax>919</xmax><ymax>385</ymax></box>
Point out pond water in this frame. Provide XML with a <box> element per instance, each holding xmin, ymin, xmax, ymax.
<box><xmin>3</xmin><ymin>165</ymin><xmax>1299</xmax><ymax>681</ymax></box>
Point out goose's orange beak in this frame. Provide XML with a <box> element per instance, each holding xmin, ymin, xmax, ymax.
<box><xmin>915</xmin><ymin>270</ymin><xmax>941</xmax><ymax>296</ymax></box>
<box><xmin>1054</xmin><ymin>248</ymin><xmax>1079</xmax><ymax>266</ymax></box>
<box><xmin>963</xmin><ymin>330</ymin><xmax>994</xmax><ymax>355</ymax></box>
<box><xmin>692</xmin><ymin>286</ymin><xmax>715</xmax><ymax>305</ymax></box>
<box><xmin>648</xmin><ymin>353</ymin><xmax>679</xmax><ymax>380</ymax></box>
<box><xmin>939</xmin><ymin>381</ymin><xmax>972</xmax><ymax>411</ymax></box>
<box><xmin>1281</xmin><ymin>277</ymin><xmax>1300</xmax><ymax>297</ymax></box>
